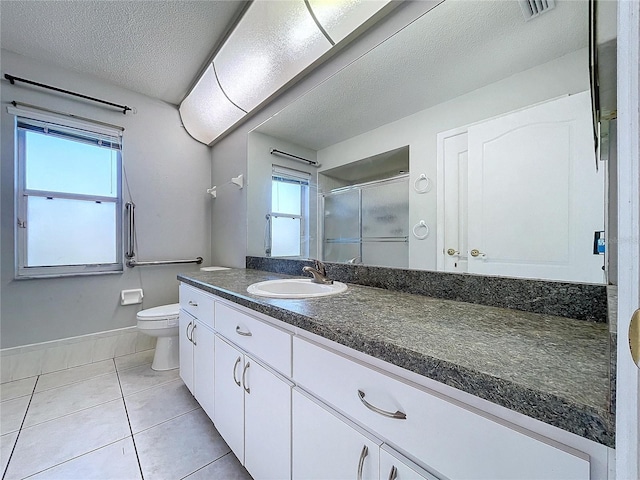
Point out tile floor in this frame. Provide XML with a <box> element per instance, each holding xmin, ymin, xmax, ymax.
<box><xmin>1</xmin><ymin>350</ymin><xmax>253</xmax><ymax>480</ymax></box>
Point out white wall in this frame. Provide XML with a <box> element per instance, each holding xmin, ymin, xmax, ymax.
<box><xmin>0</xmin><ymin>50</ymin><xmax>211</xmax><ymax>348</ymax></box>
<box><xmin>317</xmin><ymin>48</ymin><xmax>591</xmax><ymax>271</ymax></box>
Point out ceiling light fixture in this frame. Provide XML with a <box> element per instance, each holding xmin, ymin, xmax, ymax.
<box><xmin>179</xmin><ymin>0</ymin><xmax>392</xmax><ymax>145</ymax></box>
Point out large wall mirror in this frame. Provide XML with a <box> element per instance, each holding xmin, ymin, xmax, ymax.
<box><xmin>247</xmin><ymin>0</ymin><xmax>617</xmax><ymax>285</ymax></box>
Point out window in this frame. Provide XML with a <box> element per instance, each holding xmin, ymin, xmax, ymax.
<box><xmin>269</xmin><ymin>166</ymin><xmax>310</xmax><ymax>257</ymax></box>
<box><xmin>15</xmin><ymin>113</ymin><xmax>123</xmax><ymax>277</ymax></box>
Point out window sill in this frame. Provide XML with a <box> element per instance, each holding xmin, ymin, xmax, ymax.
<box><xmin>15</xmin><ymin>269</ymin><xmax>123</xmax><ymax>280</ymax></box>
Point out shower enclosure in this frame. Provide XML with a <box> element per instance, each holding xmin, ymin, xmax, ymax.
<box><xmin>322</xmin><ymin>174</ymin><xmax>409</xmax><ymax>268</ymax></box>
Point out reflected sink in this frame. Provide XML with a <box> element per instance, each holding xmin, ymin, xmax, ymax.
<box><xmin>247</xmin><ymin>278</ymin><xmax>348</xmax><ymax>299</ymax></box>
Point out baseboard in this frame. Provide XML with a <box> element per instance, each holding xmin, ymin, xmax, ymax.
<box><xmin>0</xmin><ymin>327</ymin><xmax>156</xmax><ymax>383</ymax></box>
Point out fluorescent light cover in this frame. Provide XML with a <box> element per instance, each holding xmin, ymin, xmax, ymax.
<box><xmin>214</xmin><ymin>0</ymin><xmax>332</xmax><ymax>112</ymax></box>
<box><xmin>179</xmin><ymin>65</ymin><xmax>245</xmax><ymax>144</ymax></box>
<box><xmin>308</xmin><ymin>0</ymin><xmax>390</xmax><ymax>43</ymax></box>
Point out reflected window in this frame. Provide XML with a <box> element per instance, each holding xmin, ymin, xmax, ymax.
<box><xmin>16</xmin><ymin>116</ymin><xmax>123</xmax><ymax>277</ymax></box>
<box><xmin>269</xmin><ymin>166</ymin><xmax>309</xmax><ymax>257</ymax></box>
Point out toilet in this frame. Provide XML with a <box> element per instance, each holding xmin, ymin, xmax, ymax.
<box><xmin>136</xmin><ymin>303</ymin><xmax>180</xmax><ymax>371</ymax></box>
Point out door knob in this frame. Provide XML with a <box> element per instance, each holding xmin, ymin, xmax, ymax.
<box><xmin>470</xmin><ymin>249</ymin><xmax>486</xmax><ymax>258</ymax></box>
<box><xmin>447</xmin><ymin>248</ymin><xmax>460</xmax><ymax>256</ymax></box>
<box><xmin>630</xmin><ymin>309</ymin><xmax>640</xmax><ymax>367</ymax></box>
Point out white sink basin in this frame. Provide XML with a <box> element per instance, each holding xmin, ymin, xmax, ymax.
<box><xmin>247</xmin><ymin>278</ymin><xmax>347</xmax><ymax>299</ymax></box>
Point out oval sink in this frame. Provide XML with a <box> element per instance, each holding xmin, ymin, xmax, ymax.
<box><xmin>247</xmin><ymin>278</ymin><xmax>347</xmax><ymax>299</ymax></box>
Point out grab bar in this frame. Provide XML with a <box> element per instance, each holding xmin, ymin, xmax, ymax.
<box><xmin>125</xmin><ymin>202</ymin><xmax>135</xmax><ymax>259</ymax></box>
<box><xmin>126</xmin><ymin>257</ymin><xmax>203</xmax><ymax>268</ymax></box>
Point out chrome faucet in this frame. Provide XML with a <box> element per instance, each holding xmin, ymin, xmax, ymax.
<box><xmin>302</xmin><ymin>259</ymin><xmax>333</xmax><ymax>284</ymax></box>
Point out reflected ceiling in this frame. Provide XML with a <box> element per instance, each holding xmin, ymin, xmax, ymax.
<box><xmin>255</xmin><ymin>0</ymin><xmax>588</xmax><ymax>150</ymax></box>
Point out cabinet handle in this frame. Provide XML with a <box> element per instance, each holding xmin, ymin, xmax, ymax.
<box><xmin>357</xmin><ymin>390</ymin><xmax>406</xmax><ymax>420</ymax></box>
<box><xmin>186</xmin><ymin>321</ymin><xmax>193</xmax><ymax>342</ymax></box>
<box><xmin>188</xmin><ymin>300</ymin><xmax>198</xmax><ymax>307</ymax></box>
<box><xmin>242</xmin><ymin>361</ymin><xmax>251</xmax><ymax>394</ymax></box>
<box><xmin>233</xmin><ymin>356</ymin><xmax>242</xmax><ymax>387</ymax></box>
<box><xmin>357</xmin><ymin>445</ymin><xmax>368</xmax><ymax>480</ymax></box>
<box><xmin>388</xmin><ymin>465</ymin><xmax>398</xmax><ymax>480</ymax></box>
<box><xmin>191</xmin><ymin>324</ymin><xmax>197</xmax><ymax>346</ymax></box>
<box><xmin>235</xmin><ymin>325</ymin><xmax>252</xmax><ymax>337</ymax></box>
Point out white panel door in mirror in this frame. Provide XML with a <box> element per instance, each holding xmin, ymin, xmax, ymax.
<box><xmin>466</xmin><ymin>91</ymin><xmax>604</xmax><ymax>283</ymax></box>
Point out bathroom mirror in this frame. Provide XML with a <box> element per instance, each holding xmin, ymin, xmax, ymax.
<box><xmin>247</xmin><ymin>0</ymin><xmax>617</xmax><ymax>284</ymax></box>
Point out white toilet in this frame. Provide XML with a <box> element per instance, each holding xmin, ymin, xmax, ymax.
<box><xmin>136</xmin><ymin>303</ymin><xmax>180</xmax><ymax>371</ymax></box>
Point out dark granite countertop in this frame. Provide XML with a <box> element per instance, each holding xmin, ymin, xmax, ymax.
<box><xmin>178</xmin><ymin>269</ymin><xmax>613</xmax><ymax>447</ymax></box>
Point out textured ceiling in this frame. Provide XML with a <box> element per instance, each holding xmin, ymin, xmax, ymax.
<box><xmin>0</xmin><ymin>0</ymin><xmax>246</xmax><ymax>105</ymax></box>
<box><xmin>254</xmin><ymin>0</ymin><xmax>590</xmax><ymax>150</ymax></box>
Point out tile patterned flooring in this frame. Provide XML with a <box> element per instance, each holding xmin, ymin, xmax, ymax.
<box><xmin>0</xmin><ymin>350</ymin><xmax>253</xmax><ymax>480</ymax></box>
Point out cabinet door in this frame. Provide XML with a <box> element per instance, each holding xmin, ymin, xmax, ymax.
<box><xmin>244</xmin><ymin>360</ymin><xmax>292</xmax><ymax>480</ymax></box>
<box><xmin>292</xmin><ymin>388</ymin><xmax>380</xmax><ymax>480</ymax></box>
<box><xmin>294</xmin><ymin>337</ymin><xmax>590</xmax><ymax>480</ymax></box>
<box><xmin>214</xmin><ymin>336</ymin><xmax>245</xmax><ymax>463</ymax></box>
<box><xmin>380</xmin><ymin>446</ymin><xmax>441</xmax><ymax>480</ymax></box>
<box><xmin>193</xmin><ymin>321</ymin><xmax>215</xmax><ymax>421</ymax></box>
<box><xmin>179</xmin><ymin>310</ymin><xmax>194</xmax><ymax>394</ymax></box>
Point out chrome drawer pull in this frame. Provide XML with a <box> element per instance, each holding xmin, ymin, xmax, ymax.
<box><xmin>357</xmin><ymin>445</ymin><xmax>368</xmax><ymax>480</ymax></box>
<box><xmin>186</xmin><ymin>321</ymin><xmax>193</xmax><ymax>342</ymax></box>
<box><xmin>188</xmin><ymin>300</ymin><xmax>198</xmax><ymax>307</ymax></box>
<box><xmin>233</xmin><ymin>356</ymin><xmax>242</xmax><ymax>387</ymax></box>
<box><xmin>235</xmin><ymin>325</ymin><xmax>252</xmax><ymax>337</ymax></box>
<box><xmin>357</xmin><ymin>390</ymin><xmax>406</xmax><ymax>420</ymax></box>
<box><xmin>242</xmin><ymin>361</ymin><xmax>251</xmax><ymax>394</ymax></box>
<box><xmin>388</xmin><ymin>465</ymin><xmax>398</xmax><ymax>480</ymax></box>
<box><xmin>191</xmin><ymin>324</ymin><xmax>197</xmax><ymax>346</ymax></box>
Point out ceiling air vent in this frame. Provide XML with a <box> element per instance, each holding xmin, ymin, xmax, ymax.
<box><xmin>519</xmin><ymin>0</ymin><xmax>556</xmax><ymax>21</ymax></box>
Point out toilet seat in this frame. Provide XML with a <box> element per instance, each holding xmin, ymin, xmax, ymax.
<box><xmin>136</xmin><ymin>303</ymin><xmax>180</xmax><ymax>321</ymax></box>
<box><xmin>137</xmin><ymin>303</ymin><xmax>179</xmax><ymax>328</ymax></box>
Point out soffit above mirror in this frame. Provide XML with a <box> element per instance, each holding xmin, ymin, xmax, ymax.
<box><xmin>254</xmin><ymin>0</ymin><xmax>589</xmax><ymax>151</ymax></box>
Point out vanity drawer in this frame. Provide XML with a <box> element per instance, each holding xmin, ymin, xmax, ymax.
<box><xmin>215</xmin><ymin>302</ymin><xmax>292</xmax><ymax>377</ymax></box>
<box><xmin>293</xmin><ymin>337</ymin><xmax>589</xmax><ymax>480</ymax></box>
<box><xmin>179</xmin><ymin>283</ymin><xmax>215</xmax><ymax>328</ymax></box>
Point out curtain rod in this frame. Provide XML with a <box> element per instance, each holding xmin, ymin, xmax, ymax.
<box><xmin>4</xmin><ymin>74</ymin><xmax>133</xmax><ymax>114</ymax></box>
<box><xmin>270</xmin><ymin>148</ymin><xmax>319</xmax><ymax>167</ymax></box>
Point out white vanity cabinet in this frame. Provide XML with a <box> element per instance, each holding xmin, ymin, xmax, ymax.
<box><xmin>293</xmin><ymin>336</ymin><xmax>590</xmax><ymax>480</ymax></box>
<box><xmin>179</xmin><ymin>282</ymin><xmax>603</xmax><ymax>480</ymax></box>
<box><xmin>178</xmin><ymin>284</ymin><xmax>216</xmax><ymax>419</ymax></box>
<box><xmin>293</xmin><ymin>388</ymin><xmax>381</xmax><ymax>480</ymax></box>
<box><xmin>213</xmin><ymin>305</ymin><xmax>292</xmax><ymax>480</ymax></box>
<box><xmin>379</xmin><ymin>446</ymin><xmax>440</xmax><ymax>480</ymax></box>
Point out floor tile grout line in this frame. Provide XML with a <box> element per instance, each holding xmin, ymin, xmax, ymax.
<box><xmin>115</xmin><ymin>362</ymin><xmax>153</xmax><ymax>373</ymax></box>
<box><xmin>2</xmin><ymin>374</ymin><xmax>40</xmax><ymax>480</ymax></box>
<box><xmin>122</xmin><ymin>376</ymin><xmax>185</xmax><ymax>399</ymax></box>
<box><xmin>178</xmin><ymin>451</ymin><xmax>234</xmax><ymax>480</ymax></box>
<box><xmin>32</xmin><ymin>368</ymin><xmax>118</xmax><ymax>395</ymax></box>
<box><xmin>121</xmin><ymin>375</ymin><xmax>182</xmax><ymax>399</ymax></box>
<box><xmin>114</xmin><ymin>358</ymin><xmax>145</xmax><ymax>480</ymax></box>
<box><xmin>130</xmin><ymin>406</ymin><xmax>201</xmax><ymax>436</ymax></box>
<box><xmin>17</xmin><ymin>436</ymin><xmax>135</xmax><ymax>480</ymax></box>
<box><xmin>18</xmin><ymin>392</ymin><xmax>124</xmax><ymax>432</ymax></box>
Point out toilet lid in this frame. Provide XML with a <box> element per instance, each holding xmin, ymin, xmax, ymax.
<box><xmin>137</xmin><ymin>303</ymin><xmax>180</xmax><ymax>321</ymax></box>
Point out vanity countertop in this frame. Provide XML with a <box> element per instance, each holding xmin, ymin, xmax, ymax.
<box><xmin>178</xmin><ymin>268</ymin><xmax>613</xmax><ymax>447</ymax></box>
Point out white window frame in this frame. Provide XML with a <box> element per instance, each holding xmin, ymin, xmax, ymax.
<box><xmin>12</xmin><ymin>108</ymin><xmax>124</xmax><ymax>278</ymax></box>
<box><xmin>269</xmin><ymin>165</ymin><xmax>310</xmax><ymax>258</ymax></box>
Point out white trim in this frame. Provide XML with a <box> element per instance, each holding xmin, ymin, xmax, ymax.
<box><xmin>436</xmin><ymin>125</ymin><xmax>468</xmax><ymax>271</ymax></box>
<box><xmin>616</xmin><ymin>1</ymin><xmax>640</xmax><ymax>478</ymax></box>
